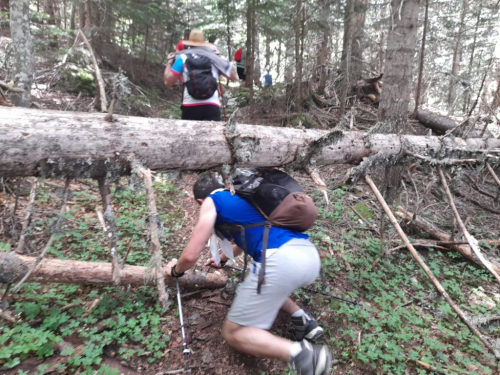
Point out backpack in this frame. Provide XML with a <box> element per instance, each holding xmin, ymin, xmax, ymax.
<box><xmin>184</xmin><ymin>55</ymin><xmax>218</xmax><ymax>100</ymax></box>
<box><xmin>234</xmin><ymin>48</ymin><xmax>243</xmax><ymax>62</ymax></box>
<box><xmin>215</xmin><ymin>168</ymin><xmax>318</xmax><ymax>293</ymax></box>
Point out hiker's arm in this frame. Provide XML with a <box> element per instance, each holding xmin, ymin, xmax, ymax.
<box><xmin>223</xmin><ymin>68</ymin><xmax>238</xmax><ymax>82</ymax></box>
<box><xmin>164</xmin><ymin>56</ymin><xmax>183</xmax><ymax>87</ymax></box>
<box><xmin>166</xmin><ymin>198</ymin><xmax>217</xmax><ymax>275</ymax></box>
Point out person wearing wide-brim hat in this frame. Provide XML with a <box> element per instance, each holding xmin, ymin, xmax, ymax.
<box><xmin>164</xmin><ymin>29</ymin><xmax>237</xmax><ymax>121</ymax></box>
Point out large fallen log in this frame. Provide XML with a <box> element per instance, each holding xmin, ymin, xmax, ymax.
<box><xmin>0</xmin><ymin>252</ymin><xmax>227</xmax><ymax>289</ymax></box>
<box><xmin>1</xmin><ymin>107</ymin><xmax>500</xmax><ymax>178</ymax></box>
<box><xmin>395</xmin><ymin>207</ymin><xmax>500</xmax><ymax>275</ymax></box>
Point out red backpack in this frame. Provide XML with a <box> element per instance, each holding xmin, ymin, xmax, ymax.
<box><xmin>234</xmin><ymin>48</ymin><xmax>243</xmax><ymax>62</ymax></box>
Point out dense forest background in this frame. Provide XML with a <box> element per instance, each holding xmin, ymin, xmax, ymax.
<box><xmin>1</xmin><ymin>0</ymin><xmax>500</xmax><ymax>119</ymax></box>
<box><xmin>1</xmin><ymin>1</ymin><xmax>500</xmax><ymax>375</ymax></box>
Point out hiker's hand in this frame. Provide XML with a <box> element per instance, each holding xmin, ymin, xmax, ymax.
<box><xmin>166</xmin><ymin>259</ymin><xmax>178</xmax><ymax>276</ymax></box>
<box><xmin>167</xmin><ymin>52</ymin><xmax>176</xmax><ymax>62</ymax></box>
<box><xmin>205</xmin><ymin>258</ymin><xmax>224</xmax><ymax>269</ymax></box>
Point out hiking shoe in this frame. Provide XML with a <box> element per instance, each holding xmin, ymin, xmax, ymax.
<box><xmin>290</xmin><ymin>310</ymin><xmax>324</xmax><ymax>341</ymax></box>
<box><xmin>290</xmin><ymin>341</ymin><xmax>333</xmax><ymax>375</ymax></box>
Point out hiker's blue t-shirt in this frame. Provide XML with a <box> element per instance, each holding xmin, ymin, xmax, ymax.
<box><xmin>209</xmin><ymin>190</ymin><xmax>309</xmax><ymax>262</ymax></box>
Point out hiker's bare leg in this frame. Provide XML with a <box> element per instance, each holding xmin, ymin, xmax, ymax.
<box><xmin>222</xmin><ymin>319</ymin><xmax>293</xmax><ymax>360</ymax></box>
<box><xmin>281</xmin><ymin>298</ymin><xmax>300</xmax><ymax>315</ymax></box>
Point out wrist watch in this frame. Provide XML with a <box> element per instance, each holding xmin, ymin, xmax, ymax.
<box><xmin>171</xmin><ymin>264</ymin><xmax>185</xmax><ymax>278</ymax></box>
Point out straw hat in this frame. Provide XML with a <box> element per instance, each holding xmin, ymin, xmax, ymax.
<box><xmin>183</xmin><ymin>29</ymin><xmax>210</xmax><ymax>47</ymax></box>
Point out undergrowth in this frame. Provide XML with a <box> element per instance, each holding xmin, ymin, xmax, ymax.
<box><xmin>1</xmin><ymin>176</ymin><xmax>499</xmax><ymax>374</ymax></box>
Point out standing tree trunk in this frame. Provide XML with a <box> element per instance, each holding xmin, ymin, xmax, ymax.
<box><xmin>276</xmin><ymin>38</ymin><xmax>282</xmax><ymax>80</ymax></box>
<box><xmin>464</xmin><ymin>9</ymin><xmax>481</xmax><ymax>112</ymax></box>
<box><xmin>446</xmin><ymin>0</ymin><xmax>467</xmax><ymax>113</ymax></box>
<box><xmin>225</xmin><ymin>0</ymin><xmax>232</xmax><ymax>60</ymax></box>
<box><xmin>378</xmin><ymin>0</ymin><xmax>419</xmax><ymax>201</ymax></box>
<box><xmin>413</xmin><ymin>0</ymin><xmax>429</xmax><ymax>117</ymax></box>
<box><xmin>338</xmin><ymin>0</ymin><xmax>355</xmax><ymax>117</ymax></box>
<box><xmin>253</xmin><ymin>19</ymin><xmax>262</xmax><ymax>89</ymax></box>
<box><xmin>9</xmin><ymin>0</ymin><xmax>34</xmax><ymax>107</ymax></box>
<box><xmin>317</xmin><ymin>0</ymin><xmax>331</xmax><ymax>95</ymax></box>
<box><xmin>69</xmin><ymin>0</ymin><xmax>77</xmax><ymax>29</ymax></box>
<box><xmin>350</xmin><ymin>0</ymin><xmax>367</xmax><ymax>81</ymax></box>
<box><xmin>294</xmin><ymin>0</ymin><xmax>302</xmax><ymax>112</ymax></box>
<box><xmin>246</xmin><ymin>0</ymin><xmax>255</xmax><ymax>104</ymax></box>
<box><xmin>78</xmin><ymin>0</ymin><xmax>87</xmax><ymax>28</ymax></box>
<box><xmin>265</xmin><ymin>33</ymin><xmax>271</xmax><ymax>69</ymax></box>
<box><xmin>44</xmin><ymin>0</ymin><xmax>61</xmax><ymax>47</ymax></box>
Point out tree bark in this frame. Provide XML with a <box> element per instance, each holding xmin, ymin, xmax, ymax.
<box><xmin>446</xmin><ymin>0</ymin><xmax>467</xmax><ymax>113</ymax></box>
<box><xmin>9</xmin><ymin>0</ymin><xmax>34</xmax><ymax>108</ymax></box>
<box><xmin>378</xmin><ymin>0</ymin><xmax>419</xmax><ymax>201</ymax></box>
<box><xmin>338</xmin><ymin>0</ymin><xmax>355</xmax><ymax>117</ymax></box>
<box><xmin>0</xmin><ymin>252</ymin><xmax>228</xmax><ymax>289</ymax></box>
<box><xmin>1</xmin><ymin>107</ymin><xmax>500</xmax><ymax>179</ymax></box>
<box><xmin>294</xmin><ymin>0</ymin><xmax>302</xmax><ymax>112</ymax></box>
<box><xmin>413</xmin><ymin>0</ymin><xmax>429</xmax><ymax>117</ymax></box>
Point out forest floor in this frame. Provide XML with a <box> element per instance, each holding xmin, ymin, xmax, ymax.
<box><xmin>1</xmin><ymin>38</ymin><xmax>500</xmax><ymax>375</ymax></box>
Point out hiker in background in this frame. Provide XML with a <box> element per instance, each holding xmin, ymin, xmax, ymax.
<box><xmin>235</xmin><ymin>46</ymin><xmax>246</xmax><ymax>86</ymax></box>
<box><xmin>176</xmin><ymin>29</ymin><xmax>191</xmax><ymax>51</ymax></box>
<box><xmin>208</xmin><ymin>35</ymin><xmax>221</xmax><ymax>55</ymax></box>
<box><xmin>166</xmin><ymin>173</ymin><xmax>333</xmax><ymax>375</ymax></box>
<box><xmin>164</xmin><ymin>30</ymin><xmax>237</xmax><ymax>121</ymax></box>
<box><xmin>263</xmin><ymin>66</ymin><xmax>273</xmax><ymax>88</ymax></box>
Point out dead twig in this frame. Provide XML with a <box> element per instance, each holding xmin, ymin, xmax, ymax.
<box><xmin>15</xmin><ymin>178</ymin><xmax>38</xmax><ymax>254</ymax></box>
<box><xmin>135</xmin><ymin>164</ymin><xmax>169</xmax><ymax>311</ymax></box>
<box><xmin>304</xmin><ymin>165</ymin><xmax>329</xmax><ymax>204</ymax></box>
<box><xmin>97</xmin><ymin>177</ymin><xmax>121</xmax><ymax>285</ymax></box>
<box><xmin>11</xmin><ymin>179</ymin><xmax>71</xmax><ymax>294</ymax></box>
<box><xmin>366</xmin><ymin>174</ymin><xmax>500</xmax><ymax>359</ymax></box>
<box><xmin>78</xmin><ymin>29</ymin><xmax>107</xmax><ymax>112</ymax></box>
<box><xmin>105</xmin><ymin>67</ymin><xmax>122</xmax><ymax>122</ymax></box>
<box><xmin>438</xmin><ymin>167</ymin><xmax>500</xmax><ymax>286</ymax></box>
<box><xmin>486</xmin><ymin>163</ymin><xmax>500</xmax><ymax>188</ymax></box>
<box><xmin>395</xmin><ymin>207</ymin><xmax>500</xmax><ymax>275</ymax></box>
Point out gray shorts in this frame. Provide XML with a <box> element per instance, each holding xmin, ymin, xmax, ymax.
<box><xmin>227</xmin><ymin>238</ymin><xmax>321</xmax><ymax>329</ymax></box>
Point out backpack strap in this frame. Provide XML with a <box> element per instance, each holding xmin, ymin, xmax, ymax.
<box><xmin>214</xmin><ymin>221</ymin><xmax>271</xmax><ymax>293</ymax></box>
<box><xmin>257</xmin><ymin>222</ymin><xmax>271</xmax><ymax>294</ymax></box>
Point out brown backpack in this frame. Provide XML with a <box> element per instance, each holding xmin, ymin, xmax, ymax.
<box><xmin>215</xmin><ymin>168</ymin><xmax>318</xmax><ymax>293</ymax></box>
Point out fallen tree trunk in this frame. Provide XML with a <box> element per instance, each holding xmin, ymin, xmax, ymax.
<box><xmin>409</xmin><ymin>105</ymin><xmax>458</xmax><ymax>134</ymax></box>
<box><xmin>1</xmin><ymin>107</ymin><xmax>500</xmax><ymax>178</ymax></box>
<box><xmin>0</xmin><ymin>252</ymin><xmax>227</xmax><ymax>289</ymax></box>
<box><xmin>395</xmin><ymin>207</ymin><xmax>500</xmax><ymax>275</ymax></box>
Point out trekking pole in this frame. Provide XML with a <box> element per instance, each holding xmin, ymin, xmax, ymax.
<box><xmin>218</xmin><ymin>80</ymin><xmax>227</xmax><ymax>121</ymax></box>
<box><xmin>175</xmin><ymin>278</ymin><xmax>192</xmax><ymax>374</ymax></box>
<box><xmin>223</xmin><ymin>265</ymin><xmax>361</xmax><ymax>306</ymax></box>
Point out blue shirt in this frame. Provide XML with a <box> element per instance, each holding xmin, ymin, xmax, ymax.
<box><xmin>264</xmin><ymin>73</ymin><xmax>273</xmax><ymax>87</ymax></box>
<box><xmin>209</xmin><ymin>190</ymin><xmax>308</xmax><ymax>262</ymax></box>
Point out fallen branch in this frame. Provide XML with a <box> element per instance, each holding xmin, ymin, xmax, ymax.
<box><xmin>486</xmin><ymin>163</ymin><xmax>500</xmax><ymax>188</ymax></box>
<box><xmin>365</xmin><ymin>175</ymin><xmax>500</xmax><ymax>359</ymax></box>
<box><xmin>438</xmin><ymin>167</ymin><xmax>500</xmax><ymax>285</ymax></box>
<box><xmin>78</xmin><ymin>29</ymin><xmax>107</xmax><ymax>112</ymax></box>
<box><xmin>136</xmin><ymin>165</ymin><xmax>169</xmax><ymax>311</ymax></box>
<box><xmin>11</xmin><ymin>179</ymin><xmax>71</xmax><ymax>294</ymax></box>
<box><xmin>15</xmin><ymin>178</ymin><xmax>38</xmax><ymax>254</ymax></box>
<box><xmin>451</xmin><ymin>188</ymin><xmax>500</xmax><ymax>214</ymax></box>
<box><xmin>395</xmin><ymin>207</ymin><xmax>500</xmax><ymax>274</ymax></box>
<box><xmin>97</xmin><ymin>177</ymin><xmax>121</xmax><ymax>285</ymax></box>
<box><xmin>304</xmin><ymin>165</ymin><xmax>329</xmax><ymax>204</ymax></box>
<box><xmin>0</xmin><ymin>252</ymin><xmax>227</xmax><ymax>289</ymax></box>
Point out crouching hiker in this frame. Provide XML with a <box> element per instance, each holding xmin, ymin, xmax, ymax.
<box><xmin>164</xmin><ymin>29</ymin><xmax>237</xmax><ymax>121</ymax></box>
<box><xmin>166</xmin><ymin>173</ymin><xmax>333</xmax><ymax>375</ymax></box>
